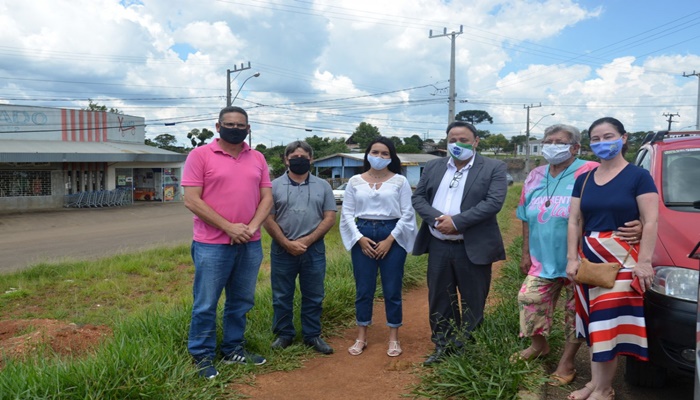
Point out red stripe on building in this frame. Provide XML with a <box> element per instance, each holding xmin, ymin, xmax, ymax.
<box><xmin>102</xmin><ymin>112</ymin><xmax>108</xmax><ymax>141</ymax></box>
<box><xmin>79</xmin><ymin>111</ymin><xmax>85</xmax><ymax>142</ymax></box>
<box><xmin>94</xmin><ymin>112</ymin><xmax>101</xmax><ymax>142</ymax></box>
<box><xmin>70</xmin><ymin>110</ymin><xmax>77</xmax><ymax>141</ymax></box>
<box><xmin>87</xmin><ymin>112</ymin><xmax>93</xmax><ymax>142</ymax></box>
<box><xmin>61</xmin><ymin>109</ymin><xmax>68</xmax><ymax>141</ymax></box>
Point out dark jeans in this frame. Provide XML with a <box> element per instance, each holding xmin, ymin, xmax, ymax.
<box><xmin>351</xmin><ymin>218</ymin><xmax>406</xmax><ymax>328</ymax></box>
<box><xmin>427</xmin><ymin>236</ymin><xmax>492</xmax><ymax>349</ymax></box>
<box><xmin>270</xmin><ymin>239</ymin><xmax>326</xmax><ymax>341</ymax></box>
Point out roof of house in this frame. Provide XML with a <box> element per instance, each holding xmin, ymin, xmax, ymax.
<box><xmin>0</xmin><ymin>140</ymin><xmax>187</xmax><ymax>163</ymax></box>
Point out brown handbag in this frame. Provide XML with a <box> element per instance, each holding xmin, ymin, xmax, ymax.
<box><xmin>573</xmin><ymin>171</ymin><xmax>630</xmax><ymax>289</ymax></box>
<box><xmin>575</xmin><ymin>258</ymin><xmax>623</xmax><ymax>288</ymax></box>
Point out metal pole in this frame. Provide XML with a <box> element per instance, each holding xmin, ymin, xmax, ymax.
<box><xmin>525</xmin><ymin>107</ymin><xmax>530</xmax><ymax>171</ymax></box>
<box><xmin>448</xmin><ymin>33</ymin><xmax>457</xmax><ymax>124</ymax></box>
<box><xmin>226</xmin><ymin>69</ymin><xmax>232</xmax><ymax>107</ymax></box>
<box><xmin>226</xmin><ymin>62</ymin><xmax>252</xmax><ymax>107</ymax></box>
<box><xmin>429</xmin><ymin>26</ymin><xmax>463</xmax><ymax>125</ymax></box>
<box><xmin>683</xmin><ymin>71</ymin><xmax>700</xmax><ymax>130</ymax></box>
<box><xmin>523</xmin><ymin>103</ymin><xmax>541</xmax><ymax>172</ymax></box>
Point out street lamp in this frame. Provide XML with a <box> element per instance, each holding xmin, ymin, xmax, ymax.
<box><xmin>525</xmin><ymin>112</ymin><xmax>555</xmax><ymax>172</ymax></box>
<box><xmin>227</xmin><ymin>72</ymin><xmax>260</xmax><ymax>107</ymax></box>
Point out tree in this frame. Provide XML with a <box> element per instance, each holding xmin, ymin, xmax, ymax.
<box><xmin>403</xmin><ymin>134</ymin><xmax>424</xmax><ymax>150</ymax></box>
<box><xmin>625</xmin><ymin>131</ymin><xmax>651</xmax><ymax>161</ymax></box>
<box><xmin>187</xmin><ymin>128</ymin><xmax>214</xmax><ymax>147</ymax></box>
<box><xmin>455</xmin><ymin>110</ymin><xmax>493</xmax><ymax>125</ymax></box>
<box><xmin>350</xmin><ymin>122</ymin><xmax>381</xmax><ymax>149</ymax></box>
<box><xmin>84</xmin><ymin>99</ymin><xmax>122</xmax><ymax>114</ymax></box>
<box><xmin>509</xmin><ymin>134</ymin><xmax>527</xmax><ymax>156</ymax></box>
<box><xmin>305</xmin><ymin>135</ymin><xmax>349</xmax><ymax>159</ymax></box>
<box><xmin>145</xmin><ymin>133</ymin><xmax>187</xmax><ymax>153</ymax></box>
<box><xmin>396</xmin><ymin>144</ymin><xmax>422</xmax><ymax>153</ymax></box>
<box><xmin>388</xmin><ymin>136</ymin><xmax>403</xmax><ymax>147</ymax></box>
<box><xmin>480</xmin><ymin>134</ymin><xmax>509</xmax><ymax>156</ymax></box>
<box><xmin>259</xmin><ymin>145</ymin><xmax>286</xmax><ymax>177</ymax></box>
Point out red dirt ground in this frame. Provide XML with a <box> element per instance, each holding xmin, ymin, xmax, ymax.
<box><xmin>0</xmin><ymin>319</ymin><xmax>111</xmax><ymax>367</ymax></box>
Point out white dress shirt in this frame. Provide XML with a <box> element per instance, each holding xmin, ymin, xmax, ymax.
<box><xmin>339</xmin><ymin>174</ymin><xmax>417</xmax><ymax>252</ymax></box>
<box><xmin>429</xmin><ymin>156</ymin><xmax>475</xmax><ymax>240</ymax></box>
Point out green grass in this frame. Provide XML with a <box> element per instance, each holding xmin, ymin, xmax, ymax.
<box><xmin>0</xmin><ymin>213</ymin><xmax>427</xmax><ymax>400</ymax></box>
<box><xmin>412</xmin><ymin>183</ymin><xmax>562</xmax><ymax>399</ymax></box>
<box><xmin>0</xmin><ymin>184</ymin><xmax>547</xmax><ymax>400</ymax></box>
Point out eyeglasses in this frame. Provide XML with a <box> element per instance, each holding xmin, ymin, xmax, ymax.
<box><xmin>449</xmin><ymin>171</ymin><xmax>463</xmax><ymax>188</ymax></box>
<box><xmin>542</xmin><ymin>141</ymin><xmax>574</xmax><ymax>145</ymax></box>
<box><xmin>220</xmin><ymin>122</ymin><xmax>247</xmax><ymax>129</ymax></box>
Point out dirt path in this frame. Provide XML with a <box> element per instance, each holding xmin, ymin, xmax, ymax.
<box><xmin>235</xmin><ymin>286</ymin><xmax>433</xmax><ymax>399</ymax></box>
<box><xmin>236</xmin><ymin>213</ymin><xmax>522</xmax><ymax>399</ymax></box>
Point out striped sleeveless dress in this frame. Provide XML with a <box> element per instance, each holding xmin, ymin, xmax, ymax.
<box><xmin>574</xmin><ymin>231</ymin><xmax>647</xmax><ymax>362</ymax></box>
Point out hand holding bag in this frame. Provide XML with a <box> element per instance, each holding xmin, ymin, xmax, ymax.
<box><xmin>573</xmin><ymin>171</ymin><xmax>630</xmax><ymax>289</ymax></box>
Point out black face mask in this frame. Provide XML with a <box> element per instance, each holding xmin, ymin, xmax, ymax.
<box><xmin>288</xmin><ymin>157</ymin><xmax>311</xmax><ymax>175</ymax></box>
<box><xmin>219</xmin><ymin>126</ymin><xmax>248</xmax><ymax>144</ymax></box>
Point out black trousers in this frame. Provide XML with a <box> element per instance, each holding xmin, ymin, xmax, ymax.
<box><xmin>427</xmin><ymin>236</ymin><xmax>492</xmax><ymax>349</ymax></box>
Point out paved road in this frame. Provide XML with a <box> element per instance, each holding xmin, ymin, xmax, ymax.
<box><xmin>0</xmin><ymin>202</ymin><xmax>194</xmax><ymax>274</ymax></box>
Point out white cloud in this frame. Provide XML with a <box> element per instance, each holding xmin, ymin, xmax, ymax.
<box><xmin>0</xmin><ymin>0</ymin><xmax>698</xmax><ymax>145</ymax></box>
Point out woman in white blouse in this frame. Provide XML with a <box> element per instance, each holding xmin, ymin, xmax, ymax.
<box><xmin>340</xmin><ymin>137</ymin><xmax>417</xmax><ymax>357</ymax></box>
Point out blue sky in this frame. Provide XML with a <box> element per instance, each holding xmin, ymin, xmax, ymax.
<box><xmin>1</xmin><ymin>0</ymin><xmax>699</xmax><ymax>147</ymax></box>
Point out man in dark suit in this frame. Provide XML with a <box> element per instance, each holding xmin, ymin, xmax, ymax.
<box><xmin>412</xmin><ymin>121</ymin><xmax>508</xmax><ymax>365</ymax></box>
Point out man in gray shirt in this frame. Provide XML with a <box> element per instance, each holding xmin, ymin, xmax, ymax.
<box><xmin>263</xmin><ymin>141</ymin><xmax>337</xmax><ymax>354</ymax></box>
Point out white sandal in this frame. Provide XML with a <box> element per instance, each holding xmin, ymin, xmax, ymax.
<box><xmin>387</xmin><ymin>340</ymin><xmax>402</xmax><ymax>357</ymax></box>
<box><xmin>348</xmin><ymin>339</ymin><xmax>367</xmax><ymax>356</ymax></box>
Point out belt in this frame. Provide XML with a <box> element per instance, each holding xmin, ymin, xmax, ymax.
<box><xmin>441</xmin><ymin>239</ymin><xmax>464</xmax><ymax>244</ymax></box>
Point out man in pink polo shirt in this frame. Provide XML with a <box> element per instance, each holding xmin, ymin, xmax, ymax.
<box><xmin>182</xmin><ymin>106</ymin><xmax>273</xmax><ymax>379</ymax></box>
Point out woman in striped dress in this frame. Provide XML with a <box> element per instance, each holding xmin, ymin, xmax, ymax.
<box><xmin>565</xmin><ymin>117</ymin><xmax>658</xmax><ymax>400</ymax></box>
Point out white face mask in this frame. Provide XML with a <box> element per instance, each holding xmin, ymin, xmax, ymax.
<box><xmin>542</xmin><ymin>144</ymin><xmax>573</xmax><ymax>165</ymax></box>
<box><xmin>367</xmin><ymin>155</ymin><xmax>391</xmax><ymax>170</ymax></box>
<box><xmin>447</xmin><ymin>142</ymin><xmax>475</xmax><ymax>161</ymax></box>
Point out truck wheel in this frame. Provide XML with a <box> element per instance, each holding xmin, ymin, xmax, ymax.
<box><xmin>624</xmin><ymin>357</ymin><xmax>667</xmax><ymax>388</ymax></box>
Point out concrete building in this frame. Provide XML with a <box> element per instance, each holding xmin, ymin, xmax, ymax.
<box><xmin>313</xmin><ymin>152</ymin><xmax>441</xmax><ymax>187</ymax></box>
<box><xmin>0</xmin><ymin>104</ymin><xmax>186</xmax><ymax>212</ymax></box>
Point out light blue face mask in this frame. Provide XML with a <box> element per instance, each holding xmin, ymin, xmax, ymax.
<box><xmin>590</xmin><ymin>138</ymin><xmax>623</xmax><ymax>160</ymax></box>
<box><xmin>367</xmin><ymin>155</ymin><xmax>391</xmax><ymax>170</ymax></box>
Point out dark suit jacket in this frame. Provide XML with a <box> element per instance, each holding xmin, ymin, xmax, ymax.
<box><xmin>411</xmin><ymin>153</ymin><xmax>508</xmax><ymax>264</ymax></box>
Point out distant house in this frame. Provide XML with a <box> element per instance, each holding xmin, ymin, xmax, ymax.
<box><xmin>344</xmin><ymin>136</ymin><xmax>361</xmax><ymax>152</ymax></box>
<box><xmin>313</xmin><ymin>153</ymin><xmax>442</xmax><ymax>187</ymax></box>
<box><xmin>517</xmin><ymin>140</ymin><xmax>543</xmax><ymax>157</ymax></box>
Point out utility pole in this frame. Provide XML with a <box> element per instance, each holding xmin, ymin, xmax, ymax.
<box><xmin>227</xmin><ymin>62</ymin><xmax>252</xmax><ymax>106</ymax></box>
<box><xmin>523</xmin><ymin>103</ymin><xmax>541</xmax><ymax>172</ymax></box>
<box><xmin>663</xmin><ymin>112</ymin><xmax>680</xmax><ymax>131</ymax></box>
<box><xmin>430</xmin><ymin>26</ymin><xmax>463</xmax><ymax>125</ymax></box>
<box><xmin>683</xmin><ymin>71</ymin><xmax>700</xmax><ymax>130</ymax></box>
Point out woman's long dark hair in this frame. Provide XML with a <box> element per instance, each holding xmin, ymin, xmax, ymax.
<box><xmin>363</xmin><ymin>137</ymin><xmax>402</xmax><ymax>174</ymax></box>
<box><xmin>588</xmin><ymin>117</ymin><xmax>628</xmax><ymax>156</ymax></box>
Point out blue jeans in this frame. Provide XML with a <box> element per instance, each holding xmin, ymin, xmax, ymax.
<box><xmin>188</xmin><ymin>240</ymin><xmax>263</xmax><ymax>358</ymax></box>
<box><xmin>351</xmin><ymin>218</ymin><xmax>406</xmax><ymax>328</ymax></box>
<box><xmin>270</xmin><ymin>239</ymin><xmax>326</xmax><ymax>341</ymax></box>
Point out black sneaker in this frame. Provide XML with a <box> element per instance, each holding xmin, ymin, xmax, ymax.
<box><xmin>304</xmin><ymin>337</ymin><xmax>334</xmax><ymax>355</ymax></box>
<box><xmin>222</xmin><ymin>347</ymin><xmax>267</xmax><ymax>366</ymax></box>
<box><xmin>193</xmin><ymin>355</ymin><xmax>219</xmax><ymax>379</ymax></box>
<box><xmin>271</xmin><ymin>336</ymin><xmax>294</xmax><ymax>350</ymax></box>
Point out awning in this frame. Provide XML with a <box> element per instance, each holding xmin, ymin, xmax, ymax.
<box><xmin>0</xmin><ymin>140</ymin><xmax>188</xmax><ymax>163</ymax></box>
